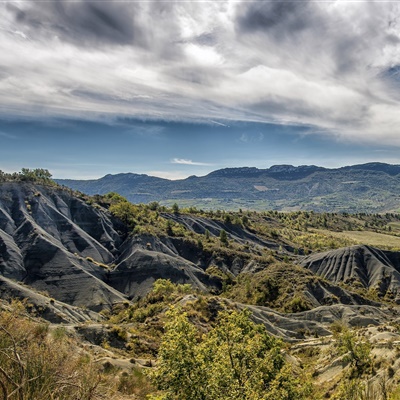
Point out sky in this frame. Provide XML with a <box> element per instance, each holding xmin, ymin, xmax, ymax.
<box><xmin>1</xmin><ymin>0</ymin><xmax>400</xmax><ymax>179</ymax></box>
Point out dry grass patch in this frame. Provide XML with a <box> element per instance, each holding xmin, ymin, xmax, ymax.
<box><xmin>312</xmin><ymin>229</ymin><xmax>400</xmax><ymax>250</ymax></box>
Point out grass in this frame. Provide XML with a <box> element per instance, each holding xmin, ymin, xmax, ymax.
<box><xmin>312</xmin><ymin>229</ymin><xmax>400</xmax><ymax>250</ymax></box>
<box><xmin>388</xmin><ymin>221</ymin><xmax>400</xmax><ymax>232</ymax></box>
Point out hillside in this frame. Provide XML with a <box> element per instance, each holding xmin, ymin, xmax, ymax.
<box><xmin>2</xmin><ymin>179</ymin><xmax>400</xmax><ymax>320</ymax></box>
<box><xmin>57</xmin><ymin>162</ymin><xmax>400</xmax><ymax>213</ymax></box>
<box><xmin>3</xmin><ymin>179</ymin><xmax>400</xmax><ymax>397</ymax></box>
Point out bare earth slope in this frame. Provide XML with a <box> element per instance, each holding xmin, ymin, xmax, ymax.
<box><xmin>300</xmin><ymin>245</ymin><xmax>400</xmax><ymax>299</ymax></box>
<box><xmin>0</xmin><ymin>182</ymin><xmax>127</xmax><ymax>310</ymax></box>
<box><xmin>0</xmin><ymin>183</ymin><xmax>219</xmax><ymax>311</ymax></box>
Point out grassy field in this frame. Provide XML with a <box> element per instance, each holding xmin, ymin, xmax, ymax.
<box><xmin>312</xmin><ymin>229</ymin><xmax>400</xmax><ymax>250</ymax></box>
<box><xmin>388</xmin><ymin>221</ymin><xmax>400</xmax><ymax>232</ymax></box>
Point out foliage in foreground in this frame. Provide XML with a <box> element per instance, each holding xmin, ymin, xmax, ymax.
<box><xmin>148</xmin><ymin>308</ymin><xmax>312</xmax><ymax>400</ymax></box>
<box><xmin>0</xmin><ymin>302</ymin><xmax>113</xmax><ymax>400</ymax></box>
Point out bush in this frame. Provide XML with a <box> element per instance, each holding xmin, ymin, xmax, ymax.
<box><xmin>335</xmin><ymin>328</ymin><xmax>372</xmax><ymax>375</ymax></box>
<box><xmin>148</xmin><ymin>308</ymin><xmax>312</xmax><ymax>400</ymax></box>
<box><xmin>0</xmin><ymin>305</ymin><xmax>106</xmax><ymax>399</ymax></box>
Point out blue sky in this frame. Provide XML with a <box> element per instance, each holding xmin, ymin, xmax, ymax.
<box><xmin>1</xmin><ymin>1</ymin><xmax>400</xmax><ymax>179</ymax></box>
<box><xmin>1</xmin><ymin>117</ymin><xmax>399</xmax><ymax>179</ymax></box>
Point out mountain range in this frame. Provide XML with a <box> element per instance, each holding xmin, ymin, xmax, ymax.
<box><xmin>57</xmin><ymin>162</ymin><xmax>400</xmax><ymax>213</ymax></box>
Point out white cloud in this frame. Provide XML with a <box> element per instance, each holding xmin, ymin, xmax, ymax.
<box><xmin>239</xmin><ymin>132</ymin><xmax>264</xmax><ymax>143</ymax></box>
<box><xmin>209</xmin><ymin>120</ymin><xmax>229</xmax><ymax>127</ymax></box>
<box><xmin>171</xmin><ymin>158</ymin><xmax>213</xmax><ymax>166</ymax></box>
<box><xmin>1</xmin><ymin>1</ymin><xmax>400</xmax><ymax>145</ymax></box>
<box><xmin>239</xmin><ymin>133</ymin><xmax>248</xmax><ymax>143</ymax></box>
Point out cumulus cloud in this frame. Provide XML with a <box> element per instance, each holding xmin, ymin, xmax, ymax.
<box><xmin>1</xmin><ymin>1</ymin><xmax>400</xmax><ymax>145</ymax></box>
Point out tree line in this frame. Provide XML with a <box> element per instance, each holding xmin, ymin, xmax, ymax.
<box><xmin>0</xmin><ymin>168</ymin><xmax>55</xmax><ymax>185</ymax></box>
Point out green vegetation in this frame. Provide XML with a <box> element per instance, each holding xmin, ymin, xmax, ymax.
<box><xmin>0</xmin><ymin>301</ymin><xmax>118</xmax><ymax>399</ymax></box>
<box><xmin>219</xmin><ymin>228</ymin><xmax>228</xmax><ymax>245</ymax></box>
<box><xmin>314</xmin><ymin>229</ymin><xmax>400</xmax><ymax>250</ymax></box>
<box><xmin>149</xmin><ymin>308</ymin><xmax>312</xmax><ymax>400</ymax></box>
<box><xmin>334</xmin><ymin>327</ymin><xmax>372</xmax><ymax>376</ymax></box>
<box><xmin>6</xmin><ymin>175</ymin><xmax>400</xmax><ymax>399</ymax></box>
<box><xmin>223</xmin><ymin>264</ymin><xmax>316</xmax><ymax>312</ymax></box>
<box><xmin>78</xmin><ymin>190</ymin><xmax>400</xmax><ymax>253</ymax></box>
<box><xmin>0</xmin><ymin>168</ymin><xmax>56</xmax><ymax>186</ymax></box>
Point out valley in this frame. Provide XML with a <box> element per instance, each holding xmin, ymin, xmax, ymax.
<box><xmin>2</xmin><ymin>171</ymin><xmax>400</xmax><ymax>398</ymax></box>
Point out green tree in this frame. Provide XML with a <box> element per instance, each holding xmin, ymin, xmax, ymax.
<box><xmin>224</xmin><ymin>214</ymin><xmax>232</xmax><ymax>225</ymax></box>
<box><xmin>335</xmin><ymin>328</ymin><xmax>371</xmax><ymax>375</ymax></box>
<box><xmin>165</xmin><ymin>219</ymin><xmax>174</xmax><ymax>236</ymax></box>
<box><xmin>172</xmin><ymin>203</ymin><xmax>179</xmax><ymax>214</ymax></box>
<box><xmin>109</xmin><ymin>200</ymin><xmax>136</xmax><ymax>230</ymax></box>
<box><xmin>148</xmin><ymin>201</ymin><xmax>160</xmax><ymax>211</ymax></box>
<box><xmin>17</xmin><ymin>168</ymin><xmax>54</xmax><ymax>184</ymax></box>
<box><xmin>149</xmin><ymin>308</ymin><xmax>207</xmax><ymax>400</ymax></box>
<box><xmin>149</xmin><ymin>309</ymin><xmax>311</xmax><ymax>400</ymax></box>
<box><xmin>219</xmin><ymin>229</ymin><xmax>228</xmax><ymax>245</ymax></box>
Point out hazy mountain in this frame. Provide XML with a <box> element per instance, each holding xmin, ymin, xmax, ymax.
<box><xmin>56</xmin><ymin>162</ymin><xmax>400</xmax><ymax>213</ymax></box>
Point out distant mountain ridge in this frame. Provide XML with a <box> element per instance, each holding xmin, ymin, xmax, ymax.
<box><xmin>56</xmin><ymin>162</ymin><xmax>400</xmax><ymax>213</ymax></box>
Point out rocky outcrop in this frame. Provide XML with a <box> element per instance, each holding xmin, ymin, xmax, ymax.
<box><xmin>0</xmin><ymin>276</ymin><xmax>101</xmax><ymax>323</ymax></box>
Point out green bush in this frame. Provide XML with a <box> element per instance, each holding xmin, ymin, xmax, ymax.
<box><xmin>148</xmin><ymin>308</ymin><xmax>312</xmax><ymax>400</ymax></box>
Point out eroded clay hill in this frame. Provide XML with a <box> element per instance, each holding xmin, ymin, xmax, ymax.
<box><xmin>2</xmin><ymin>182</ymin><xmax>400</xmax><ymax>336</ymax></box>
<box><xmin>301</xmin><ymin>245</ymin><xmax>400</xmax><ymax>300</ymax></box>
<box><xmin>0</xmin><ymin>183</ymin><xmax>217</xmax><ymax>316</ymax></box>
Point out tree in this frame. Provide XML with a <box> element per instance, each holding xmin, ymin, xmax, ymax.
<box><xmin>109</xmin><ymin>200</ymin><xmax>136</xmax><ymax>231</ymax></box>
<box><xmin>219</xmin><ymin>229</ymin><xmax>228</xmax><ymax>245</ymax></box>
<box><xmin>149</xmin><ymin>308</ymin><xmax>311</xmax><ymax>400</ymax></box>
<box><xmin>148</xmin><ymin>201</ymin><xmax>160</xmax><ymax>211</ymax></box>
<box><xmin>20</xmin><ymin>168</ymin><xmax>53</xmax><ymax>183</ymax></box>
<box><xmin>165</xmin><ymin>219</ymin><xmax>174</xmax><ymax>236</ymax></box>
<box><xmin>335</xmin><ymin>328</ymin><xmax>371</xmax><ymax>376</ymax></box>
<box><xmin>224</xmin><ymin>214</ymin><xmax>232</xmax><ymax>225</ymax></box>
<box><xmin>148</xmin><ymin>308</ymin><xmax>207</xmax><ymax>400</ymax></box>
<box><xmin>172</xmin><ymin>203</ymin><xmax>179</xmax><ymax>214</ymax></box>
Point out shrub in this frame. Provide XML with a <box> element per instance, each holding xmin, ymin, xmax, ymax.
<box><xmin>148</xmin><ymin>308</ymin><xmax>312</xmax><ymax>400</ymax></box>
<box><xmin>0</xmin><ymin>306</ymin><xmax>107</xmax><ymax>399</ymax></box>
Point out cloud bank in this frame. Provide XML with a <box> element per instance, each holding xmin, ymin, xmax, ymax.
<box><xmin>2</xmin><ymin>1</ymin><xmax>400</xmax><ymax>145</ymax></box>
